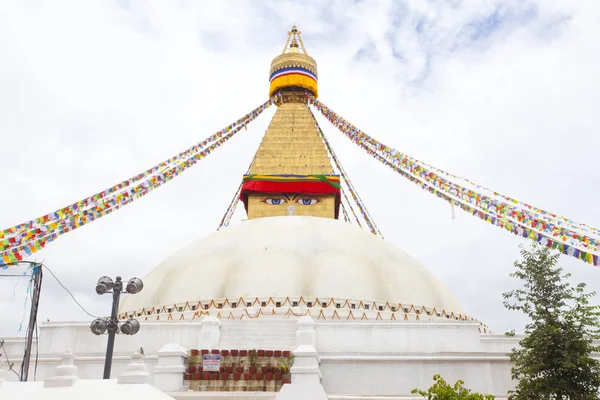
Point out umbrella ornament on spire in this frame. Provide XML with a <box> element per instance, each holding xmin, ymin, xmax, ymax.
<box><xmin>269</xmin><ymin>25</ymin><xmax>318</xmax><ymax>99</ymax></box>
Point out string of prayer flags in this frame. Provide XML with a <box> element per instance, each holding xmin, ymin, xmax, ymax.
<box><xmin>309</xmin><ymin>108</ymin><xmax>381</xmax><ymax>237</ymax></box>
<box><xmin>308</xmin><ymin>95</ymin><xmax>600</xmax><ymax>250</ymax></box>
<box><xmin>308</xmin><ymin>95</ymin><xmax>599</xmax><ymax>267</ymax></box>
<box><xmin>0</xmin><ymin>96</ymin><xmax>278</xmax><ymax>266</ymax></box>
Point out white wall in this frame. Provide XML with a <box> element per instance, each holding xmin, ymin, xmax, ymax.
<box><xmin>313</xmin><ymin>321</ymin><xmax>516</xmax><ymax>397</ymax></box>
<box><xmin>2</xmin><ymin>318</ymin><xmax>522</xmax><ymax>396</ymax></box>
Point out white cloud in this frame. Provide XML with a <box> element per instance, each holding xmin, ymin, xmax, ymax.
<box><xmin>1</xmin><ymin>0</ymin><xmax>599</xmax><ymax>337</ymax></box>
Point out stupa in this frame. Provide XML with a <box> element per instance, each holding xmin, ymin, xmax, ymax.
<box><xmin>109</xmin><ymin>26</ymin><xmax>513</xmax><ymax>397</ymax></box>
<box><xmin>119</xmin><ymin>26</ymin><xmax>467</xmax><ymax>324</ymax></box>
<box><xmin>1</xmin><ymin>26</ymin><xmax>521</xmax><ymax>399</ymax></box>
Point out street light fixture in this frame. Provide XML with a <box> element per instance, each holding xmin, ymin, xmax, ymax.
<box><xmin>126</xmin><ymin>278</ymin><xmax>143</xmax><ymax>294</ymax></box>
<box><xmin>95</xmin><ymin>276</ymin><xmax>114</xmax><ymax>295</ymax></box>
<box><xmin>90</xmin><ymin>318</ymin><xmax>108</xmax><ymax>335</ymax></box>
<box><xmin>90</xmin><ymin>275</ymin><xmax>143</xmax><ymax>379</ymax></box>
<box><xmin>120</xmin><ymin>318</ymin><xmax>140</xmax><ymax>335</ymax></box>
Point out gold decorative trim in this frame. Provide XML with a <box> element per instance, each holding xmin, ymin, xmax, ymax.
<box><xmin>274</xmin><ymin>92</ymin><xmax>308</xmax><ymax>105</ymax></box>
<box><xmin>118</xmin><ymin>296</ymin><xmax>490</xmax><ymax>333</ymax></box>
<box><xmin>270</xmin><ymin>54</ymin><xmax>318</xmax><ymax>77</ymax></box>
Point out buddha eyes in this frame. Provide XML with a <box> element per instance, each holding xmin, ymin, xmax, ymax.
<box><xmin>297</xmin><ymin>198</ymin><xmax>318</xmax><ymax>205</ymax></box>
<box><xmin>262</xmin><ymin>197</ymin><xmax>320</xmax><ymax>205</ymax></box>
<box><xmin>264</xmin><ymin>198</ymin><xmax>284</xmax><ymax>205</ymax></box>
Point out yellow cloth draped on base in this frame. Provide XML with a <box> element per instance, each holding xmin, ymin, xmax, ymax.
<box><xmin>269</xmin><ymin>74</ymin><xmax>318</xmax><ymax>98</ymax></box>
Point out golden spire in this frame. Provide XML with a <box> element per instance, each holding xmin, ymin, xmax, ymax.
<box><xmin>269</xmin><ymin>25</ymin><xmax>318</xmax><ymax>98</ymax></box>
<box><xmin>282</xmin><ymin>25</ymin><xmax>308</xmax><ymax>55</ymax></box>
<box><xmin>240</xmin><ymin>26</ymin><xmax>339</xmax><ymax>220</ymax></box>
<box><xmin>289</xmin><ymin>38</ymin><xmax>300</xmax><ymax>53</ymax></box>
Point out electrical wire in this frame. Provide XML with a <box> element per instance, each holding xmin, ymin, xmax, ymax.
<box><xmin>18</xmin><ymin>266</ymin><xmax>41</xmax><ymax>381</ymax></box>
<box><xmin>3</xmin><ymin>261</ymin><xmax>97</xmax><ymax>382</ymax></box>
<box><xmin>19</xmin><ymin>275</ymin><xmax>32</xmax><ymax>379</ymax></box>
<box><xmin>43</xmin><ymin>265</ymin><xmax>99</xmax><ymax>319</ymax></box>
<box><xmin>17</xmin><ymin>274</ymin><xmax>33</xmax><ymax>333</ymax></box>
<box><xmin>0</xmin><ymin>340</ymin><xmax>21</xmax><ymax>379</ymax></box>
<box><xmin>29</xmin><ymin>269</ymin><xmax>41</xmax><ymax>381</ymax></box>
<box><xmin>0</xmin><ymin>262</ymin><xmax>38</xmax><ymax>380</ymax></box>
<box><xmin>1</xmin><ymin>261</ymin><xmax>94</xmax><ymax>382</ymax></box>
<box><xmin>34</xmin><ymin>317</ymin><xmax>39</xmax><ymax>381</ymax></box>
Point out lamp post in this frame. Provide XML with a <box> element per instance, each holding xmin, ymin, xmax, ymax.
<box><xmin>90</xmin><ymin>276</ymin><xmax>143</xmax><ymax>379</ymax></box>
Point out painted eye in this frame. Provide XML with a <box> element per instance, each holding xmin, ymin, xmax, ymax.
<box><xmin>264</xmin><ymin>198</ymin><xmax>285</xmax><ymax>205</ymax></box>
<box><xmin>297</xmin><ymin>198</ymin><xmax>318</xmax><ymax>205</ymax></box>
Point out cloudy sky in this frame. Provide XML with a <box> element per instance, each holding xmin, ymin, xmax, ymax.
<box><xmin>1</xmin><ymin>0</ymin><xmax>599</xmax><ymax>337</ymax></box>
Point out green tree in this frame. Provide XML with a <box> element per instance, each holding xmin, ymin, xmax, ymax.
<box><xmin>411</xmin><ymin>374</ymin><xmax>495</xmax><ymax>399</ymax></box>
<box><xmin>503</xmin><ymin>243</ymin><xmax>600</xmax><ymax>399</ymax></box>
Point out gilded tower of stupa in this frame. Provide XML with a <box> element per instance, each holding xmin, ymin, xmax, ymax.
<box><xmin>240</xmin><ymin>26</ymin><xmax>341</xmax><ymax>220</ymax></box>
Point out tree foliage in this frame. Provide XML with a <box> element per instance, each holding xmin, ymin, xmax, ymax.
<box><xmin>503</xmin><ymin>243</ymin><xmax>600</xmax><ymax>399</ymax></box>
<box><xmin>411</xmin><ymin>374</ymin><xmax>495</xmax><ymax>399</ymax></box>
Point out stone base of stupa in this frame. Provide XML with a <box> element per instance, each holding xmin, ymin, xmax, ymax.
<box><xmin>2</xmin><ymin>315</ymin><xmax>519</xmax><ymax>398</ymax></box>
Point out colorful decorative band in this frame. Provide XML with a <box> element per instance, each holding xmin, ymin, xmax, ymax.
<box><xmin>244</xmin><ymin>174</ymin><xmax>340</xmax><ymax>186</ymax></box>
<box><xmin>269</xmin><ymin>66</ymin><xmax>317</xmax><ymax>82</ymax></box>
<box><xmin>269</xmin><ymin>74</ymin><xmax>318</xmax><ymax>98</ymax></box>
<box><xmin>241</xmin><ymin>174</ymin><xmax>341</xmax><ymax>196</ymax></box>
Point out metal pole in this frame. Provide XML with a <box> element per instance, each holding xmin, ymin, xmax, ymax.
<box><xmin>102</xmin><ymin>276</ymin><xmax>122</xmax><ymax>379</ymax></box>
<box><xmin>21</xmin><ymin>265</ymin><xmax>42</xmax><ymax>382</ymax></box>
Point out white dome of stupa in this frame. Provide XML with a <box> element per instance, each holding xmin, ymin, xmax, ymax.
<box><xmin>119</xmin><ymin>216</ymin><xmax>465</xmax><ymax>318</ymax></box>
